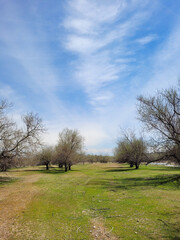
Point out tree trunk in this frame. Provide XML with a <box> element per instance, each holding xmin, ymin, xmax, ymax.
<box><xmin>68</xmin><ymin>164</ymin><xmax>71</xmax><ymax>170</ymax></box>
<box><xmin>0</xmin><ymin>157</ymin><xmax>11</xmax><ymax>171</ymax></box>
<box><xmin>130</xmin><ymin>162</ymin><xmax>134</xmax><ymax>168</ymax></box>
<box><xmin>46</xmin><ymin>164</ymin><xmax>49</xmax><ymax>170</ymax></box>
<box><xmin>0</xmin><ymin>166</ymin><xmax>7</xmax><ymax>171</ymax></box>
<box><xmin>135</xmin><ymin>163</ymin><xmax>139</xmax><ymax>169</ymax></box>
<box><xmin>64</xmin><ymin>162</ymin><xmax>68</xmax><ymax>172</ymax></box>
<box><xmin>59</xmin><ymin>163</ymin><xmax>63</xmax><ymax>168</ymax></box>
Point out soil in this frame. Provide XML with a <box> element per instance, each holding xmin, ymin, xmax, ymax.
<box><xmin>0</xmin><ymin>173</ymin><xmax>41</xmax><ymax>240</ymax></box>
<box><xmin>91</xmin><ymin>218</ymin><xmax>119</xmax><ymax>240</ymax></box>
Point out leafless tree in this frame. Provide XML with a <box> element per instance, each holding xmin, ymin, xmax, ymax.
<box><xmin>0</xmin><ymin>99</ymin><xmax>45</xmax><ymax>171</ymax></box>
<box><xmin>114</xmin><ymin>131</ymin><xmax>147</xmax><ymax>169</ymax></box>
<box><xmin>37</xmin><ymin>146</ymin><xmax>54</xmax><ymax>170</ymax></box>
<box><xmin>56</xmin><ymin>128</ymin><xmax>84</xmax><ymax>172</ymax></box>
<box><xmin>137</xmin><ymin>82</ymin><xmax>180</xmax><ymax>164</ymax></box>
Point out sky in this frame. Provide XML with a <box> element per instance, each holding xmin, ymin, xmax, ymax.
<box><xmin>0</xmin><ymin>0</ymin><xmax>180</xmax><ymax>155</ymax></box>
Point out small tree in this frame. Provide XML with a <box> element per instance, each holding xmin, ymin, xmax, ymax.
<box><xmin>37</xmin><ymin>146</ymin><xmax>54</xmax><ymax>170</ymax></box>
<box><xmin>56</xmin><ymin>128</ymin><xmax>84</xmax><ymax>172</ymax></box>
<box><xmin>0</xmin><ymin>99</ymin><xmax>45</xmax><ymax>171</ymax></box>
<box><xmin>137</xmin><ymin>82</ymin><xmax>180</xmax><ymax>164</ymax></box>
<box><xmin>114</xmin><ymin>131</ymin><xmax>147</xmax><ymax>169</ymax></box>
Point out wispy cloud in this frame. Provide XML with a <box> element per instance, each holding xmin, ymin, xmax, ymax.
<box><xmin>0</xmin><ymin>1</ymin><xmax>63</xmax><ymax>114</ymax></box>
<box><xmin>136</xmin><ymin>34</ymin><xmax>158</xmax><ymax>45</ymax></box>
<box><xmin>1</xmin><ymin>0</ymin><xmax>179</xmax><ymax>155</ymax></box>
<box><xmin>63</xmin><ymin>0</ymin><xmax>155</xmax><ymax>107</ymax></box>
<box><xmin>142</xmin><ymin>21</ymin><xmax>180</xmax><ymax>93</ymax></box>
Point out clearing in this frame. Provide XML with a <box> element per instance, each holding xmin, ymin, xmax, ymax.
<box><xmin>0</xmin><ymin>163</ymin><xmax>180</xmax><ymax>240</ymax></box>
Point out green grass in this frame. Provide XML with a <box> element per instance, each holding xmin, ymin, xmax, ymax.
<box><xmin>4</xmin><ymin>164</ymin><xmax>180</xmax><ymax>239</ymax></box>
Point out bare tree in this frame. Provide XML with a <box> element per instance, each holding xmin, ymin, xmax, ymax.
<box><xmin>137</xmin><ymin>82</ymin><xmax>180</xmax><ymax>164</ymax></box>
<box><xmin>37</xmin><ymin>146</ymin><xmax>54</xmax><ymax>170</ymax></box>
<box><xmin>56</xmin><ymin>128</ymin><xmax>84</xmax><ymax>172</ymax></box>
<box><xmin>114</xmin><ymin>131</ymin><xmax>147</xmax><ymax>169</ymax></box>
<box><xmin>0</xmin><ymin>99</ymin><xmax>45</xmax><ymax>171</ymax></box>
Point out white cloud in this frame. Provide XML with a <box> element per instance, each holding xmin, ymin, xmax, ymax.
<box><xmin>64</xmin><ymin>18</ymin><xmax>94</xmax><ymax>35</ymax></box>
<box><xmin>0</xmin><ymin>85</ymin><xmax>14</xmax><ymax>99</ymax></box>
<box><xmin>136</xmin><ymin>34</ymin><xmax>158</xmax><ymax>45</ymax></box>
<box><xmin>142</xmin><ymin>22</ymin><xmax>180</xmax><ymax>93</ymax></box>
<box><xmin>66</xmin><ymin>0</ymin><xmax>122</xmax><ymax>27</ymax></box>
<box><xmin>63</xmin><ymin>0</ymin><xmax>155</xmax><ymax>108</ymax></box>
<box><xmin>85</xmin><ymin>148</ymin><xmax>113</xmax><ymax>155</ymax></box>
<box><xmin>2</xmin><ymin>0</ymin><xmax>179</xmax><ymax>156</ymax></box>
<box><xmin>0</xmin><ymin>1</ymin><xmax>62</xmax><ymax>114</ymax></box>
<box><xmin>79</xmin><ymin>123</ymin><xmax>109</xmax><ymax>147</ymax></box>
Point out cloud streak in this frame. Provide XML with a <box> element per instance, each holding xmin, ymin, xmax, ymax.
<box><xmin>1</xmin><ymin>0</ymin><xmax>180</xmax><ymax>154</ymax></box>
<box><xmin>0</xmin><ymin>1</ymin><xmax>64</xmax><ymax>115</ymax></box>
<box><xmin>63</xmin><ymin>0</ymin><xmax>156</xmax><ymax>107</ymax></box>
<box><xmin>136</xmin><ymin>34</ymin><xmax>158</xmax><ymax>45</ymax></box>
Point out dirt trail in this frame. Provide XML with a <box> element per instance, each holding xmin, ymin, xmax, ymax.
<box><xmin>0</xmin><ymin>174</ymin><xmax>41</xmax><ymax>240</ymax></box>
<box><xmin>91</xmin><ymin>218</ymin><xmax>119</xmax><ymax>240</ymax></box>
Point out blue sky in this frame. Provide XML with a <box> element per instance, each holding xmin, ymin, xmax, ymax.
<box><xmin>0</xmin><ymin>0</ymin><xmax>180</xmax><ymax>154</ymax></box>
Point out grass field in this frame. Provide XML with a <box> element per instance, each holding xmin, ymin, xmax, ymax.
<box><xmin>0</xmin><ymin>163</ymin><xmax>180</xmax><ymax>240</ymax></box>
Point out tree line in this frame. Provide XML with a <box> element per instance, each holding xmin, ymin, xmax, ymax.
<box><xmin>0</xmin><ymin>81</ymin><xmax>179</xmax><ymax>171</ymax></box>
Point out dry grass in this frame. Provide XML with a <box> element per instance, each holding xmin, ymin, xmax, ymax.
<box><xmin>91</xmin><ymin>218</ymin><xmax>119</xmax><ymax>240</ymax></box>
<box><xmin>0</xmin><ymin>172</ymin><xmax>41</xmax><ymax>240</ymax></box>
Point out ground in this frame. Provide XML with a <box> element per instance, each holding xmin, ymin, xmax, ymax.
<box><xmin>0</xmin><ymin>163</ymin><xmax>179</xmax><ymax>240</ymax></box>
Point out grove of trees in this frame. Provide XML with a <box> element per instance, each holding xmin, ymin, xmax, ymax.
<box><xmin>0</xmin><ymin>82</ymin><xmax>179</xmax><ymax>172</ymax></box>
<box><xmin>114</xmin><ymin>81</ymin><xmax>180</xmax><ymax>168</ymax></box>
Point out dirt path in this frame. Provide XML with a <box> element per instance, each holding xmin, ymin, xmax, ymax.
<box><xmin>0</xmin><ymin>174</ymin><xmax>42</xmax><ymax>240</ymax></box>
<box><xmin>91</xmin><ymin>218</ymin><xmax>119</xmax><ymax>240</ymax></box>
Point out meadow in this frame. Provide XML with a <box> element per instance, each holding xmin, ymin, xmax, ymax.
<box><xmin>0</xmin><ymin>163</ymin><xmax>179</xmax><ymax>240</ymax></box>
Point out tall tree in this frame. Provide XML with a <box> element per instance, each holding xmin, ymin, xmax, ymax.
<box><xmin>56</xmin><ymin>128</ymin><xmax>84</xmax><ymax>172</ymax></box>
<box><xmin>137</xmin><ymin>82</ymin><xmax>180</xmax><ymax>164</ymax></box>
<box><xmin>0</xmin><ymin>99</ymin><xmax>45</xmax><ymax>171</ymax></box>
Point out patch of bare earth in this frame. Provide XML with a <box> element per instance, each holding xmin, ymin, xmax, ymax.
<box><xmin>91</xmin><ymin>218</ymin><xmax>119</xmax><ymax>240</ymax></box>
<box><xmin>0</xmin><ymin>174</ymin><xmax>41</xmax><ymax>240</ymax></box>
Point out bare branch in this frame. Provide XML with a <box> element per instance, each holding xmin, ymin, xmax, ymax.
<box><xmin>137</xmin><ymin>82</ymin><xmax>180</xmax><ymax>164</ymax></box>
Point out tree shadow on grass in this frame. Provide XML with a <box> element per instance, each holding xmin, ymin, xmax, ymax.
<box><xmin>145</xmin><ymin>167</ymin><xmax>180</xmax><ymax>172</ymax></box>
<box><xmin>0</xmin><ymin>176</ymin><xmax>17</xmax><ymax>185</ymax></box>
<box><xmin>86</xmin><ymin>174</ymin><xmax>180</xmax><ymax>190</ymax></box>
<box><xmin>119</xmin><ymin>174</ymin><xmax>180</xmax><ymax>189</ymax></box>
<box><xmin>106</xmin><ymin>167</ymin><xmax>136</xmax><ymax>172</ymax></box>
<box><xmin>10</xmin><ymin>166</ymin><xmax>80</xmax><ymax>175</ymax></box>
<box><xmin>10</xmin><ymin>167</ymin><xmax>66</xmax><ymax>174</ymax></box>
<box><xmin>22</xmin><ymin>168</ymin><xmax>66</xmax><ymax>174</ymax></box>
<box><xmin>158</xmin><ymin>217</ymin><xmax>180</xmax><ymax>240</ymax></box>
<box><xmin>106</xmin><ymin>165</ymin><xmax>180</xmax><ymax>172</ymax></box>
